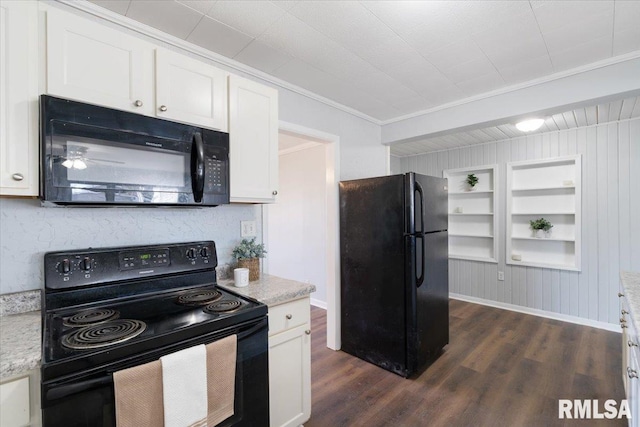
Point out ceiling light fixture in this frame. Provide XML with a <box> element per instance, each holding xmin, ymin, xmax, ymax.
<box><xmin>516</xmin><ymin>118</ymin><xmax>545</xmax><ymax>132</ymax></box>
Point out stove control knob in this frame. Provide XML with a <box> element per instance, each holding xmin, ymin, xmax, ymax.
<box><xmin>186</xmin><ymin>248</ymin><xmax>197</xmax><ymax>259</ymax></box>
<box><xmin>58</xmin><ymin>259</ymin><xmax>71</xmax><ymax>274</ymax></box>
<box><xmin>200</xmin><ymin>247</ymin><xmax>210</xmax><ymax>258</ymax></box>
<box><xmin>81</xmin><ymin>257</ymin><xmax>92</xmax><ymax>271</ymax></box>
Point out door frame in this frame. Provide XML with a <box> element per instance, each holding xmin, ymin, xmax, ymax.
<box><xmin>263</xmin><ymin>120</ymin><xmax>341</xmax><ymax>350</ymax></box>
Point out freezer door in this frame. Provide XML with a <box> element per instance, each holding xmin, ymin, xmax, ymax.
<box><xmin>339</xmin><ymin>175</ymin><xmax>409</xmax><ymax>376</ymax></box>
<box><xmin>413</xmin><ymin>173</ymin><xmax>448</xmax><ymax>233</ymax></box>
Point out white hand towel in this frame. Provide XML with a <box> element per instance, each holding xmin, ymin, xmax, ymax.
<box><xmin>161</xmin><ymin>344</ymin><xmax>208</xmax><ymax>427</ymax></box>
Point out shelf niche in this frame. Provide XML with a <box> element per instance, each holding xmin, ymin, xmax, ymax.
<box><xmin>444</xmin><ymin>165</ymin><xmax>498</xmax><ymax>263</ymax></box>
<box><xmin>506</xmin><ymin>156</ymin><xmax>581</xmax><ymax>271</ymax></box>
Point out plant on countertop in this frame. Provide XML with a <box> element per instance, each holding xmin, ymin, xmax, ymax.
<box><xmin>232</xmin><ymin>238</ymin><xmax>266</xmax><ymax>282</ymax></box>
<box><xmin>466</xmin><ymin>173</ymin><xmax>478</xmax><ymax>189</ymax></box>
<box><xmin>232</xmin><ymin>238</ymin><xmax>267</xmax><ymax>260</ymax></box>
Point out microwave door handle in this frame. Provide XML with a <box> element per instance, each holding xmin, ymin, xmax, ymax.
<box><xmin>191</xmin><ymin>132</ymin><xmax>205</xmax><ymax>203</ymax></box>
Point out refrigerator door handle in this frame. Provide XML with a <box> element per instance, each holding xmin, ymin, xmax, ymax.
<box><xmin>415</xmin><ymin>181</ymin><xmax>426</xmax><ymax>288</ymax></box>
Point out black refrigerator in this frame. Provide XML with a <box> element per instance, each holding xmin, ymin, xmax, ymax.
<box><xmin>339</xmin><ymin>172</ymin><xmax>449</xmax><ymax>378</ymax></box>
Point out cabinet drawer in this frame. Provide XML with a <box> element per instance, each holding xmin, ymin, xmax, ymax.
<box><xmin>269</xmin><ymin>298</ymin><xmax>310</xmax><ymax>337</ymax></box>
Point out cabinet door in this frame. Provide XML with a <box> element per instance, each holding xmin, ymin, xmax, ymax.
<box><xmin>0</xmin><ymin>0</ymin><xmax>38</xmax><ymax>195</ymax></box>
<box><xmin>0</xmin><ymin>376</ymin><xmax>30</xmax><ymax>427</ymax></box>
<box><xmin>155</xmin><ymin>49</ymin><xmax>227</xmax><ymax>131</ymax></box>
<box><xmin>46</xmin><ymin>8</ymin><xmax>154</xmax><ymax>115</ymax></box>
<box><xmin>269</xmin><ymin>324</ymin><xmax>311</xmax><ymax>427</ymax></box>
<box><xmin>228</xmin><ymin>75</ymin><xmax>278</xmax><ymax>203</ymax></box>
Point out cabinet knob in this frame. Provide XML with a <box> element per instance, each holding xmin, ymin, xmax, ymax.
<box><xmin>305</xmin><ymin>330</ymin><xmax>311</xmax><ymax>335</ymax></box>
<box><xmin>622</xmin><ymin>309</ymin><xmax>629</xmax><ymax>315</ymax></box>
<box><xmin>621</xmin><ymin>317</ymin><xmax>627</xmax><ymax>323</ymax></box>
<box><xmin>619</xmin><ymin>292</ymin><xmax>625</xmax><ymax>297</ymax></box>
<box><xmin>11</xmin><ymin>173</ymin><xmax>24</xmax><ymax>181</ymax></box>
<box><xmin>629</xmin><ymin>340</ymin><xmax>638</xmax><ymax>348</ymax></box>
<box><xmin>159</xmin><ymin>105</ymin><xmax>168</xmax><ymax>112</ymax></box>
<box><xmin>272</xmin><ymin>190</ymin><xmax>278</xmax><ymax>196</ymax></box>
<box><xmin>134</xmin><ymin>100</ymin><xmax>143</xmax><ymax>107</ymax></box>
<box><xmin>628</xmin><ymin>367</ymin><xmax>638</xmax><ymax>379</ymax></box>
<box><xmin>622</xmin><ymin>324</ymin><xmax>628</xmax><ymax>329</ymax></box>
<box><xmin>286</xmin><ymin>314</ymin><xmax>292</xmax><ymax>320</ymax></box>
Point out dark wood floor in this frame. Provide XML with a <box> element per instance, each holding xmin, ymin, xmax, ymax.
<box><xmin>307</xmin><ymin>300</ymin><xmax>625</xmax><ymax>427</ymax></box>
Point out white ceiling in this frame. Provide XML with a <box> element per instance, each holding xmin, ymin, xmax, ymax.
<box><xmin>390</xmin><ymin>96</ymin><xmax>640</xmax><ymax>156</ymax></box>
<box><xmin>87</xmin><ymin>0</ymin><xmax>640</xmax><ymax>122</ymax></box>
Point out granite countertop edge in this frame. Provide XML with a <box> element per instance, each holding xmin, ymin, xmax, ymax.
<box><xmin>0</xmin><ymin>311</ymin><xmax>41</xmax><ymax>382</ymax></box>
<box><xmin>621</xmin><ymin>271</ymin><xmax>640</xmax><ymax>332</ymax></box>
<box><xmin>218</xmin><ymin>273</ymin><xmax>316</xmax><ymax>307</ymax></box>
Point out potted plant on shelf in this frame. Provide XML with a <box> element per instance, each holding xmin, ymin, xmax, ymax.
<box><xmin>529</xmin><ymin>218</ymin><xmax>553</xmax><ymax>238</ymax></box>
<box><xmin>466</xmin><ymin>173</ymin><xmax>478</xmax><ymax>191</ymax></box>
<box><xmin>232</xmin><ymin>238</ymin><xmax>266</xmax><ymax>281</ymax></box>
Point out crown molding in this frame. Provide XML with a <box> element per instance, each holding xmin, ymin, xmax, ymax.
<box><xmin>54</xmin><ymin>1</ymin><xmax>640</xmax><ymax>131</ymax></box>
<box><xmin>55</xmin><ymin>0</ymin><xmax>382</xmax><ymax>125</ymax></box>
<box><xmin>381</xmin><ymin>50</ymin><xmax>640</xmax><ymax>126</ymax></box>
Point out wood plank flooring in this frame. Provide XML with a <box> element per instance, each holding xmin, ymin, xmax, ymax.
<box><xmin>307</xmin><ymin>300</ymin><xmax>625</xmax><ymax>427</ymax></box>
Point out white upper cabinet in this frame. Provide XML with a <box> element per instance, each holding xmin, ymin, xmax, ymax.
<box><xmin>156</xmin><ymin>49</ymin><xmax>228</xmax><ymax>131</ymax></box>
<box><xmin>228</xmin><ymin>75</ymin><xmax>279</xmax><ymax>203</ymax></box>
<box><xmin>46</xmin><ymin>7</ymin><xmax>154</xmax><ymax>115</ymax></box>
<box><xmin>0</xmin><ymin>0</ymin><xmax>38</xmax><ymax>196</ymax></box>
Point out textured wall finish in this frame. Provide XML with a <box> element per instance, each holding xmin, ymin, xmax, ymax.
<box><xmin>0</xmin><ymin>198</ymin><xmax>261</xmax><ymax>294</ymax></box>
<box><xmin>397</xmin><ymin>118</ymin><xmax>640</xmax><ymax>325</ymax></box>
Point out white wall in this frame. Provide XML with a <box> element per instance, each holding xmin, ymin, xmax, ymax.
<box><xmin>0</xmin><ymin>199</ymin><xmax>261</xmax><ymax>293</ymax></box>
<box><xmin>267</xmin><ymin>145</ymin><xmax>327</xmax><ymax>302</ymax></box>
<box><xmin>390</xmin><ymin>155</ymin><xmax>402</xmax><ymax>175</ymax></box>
<box><xmin>397</xmin><ymin>118</ymin><xmax>640</xmax><ymax>325</ymax></box>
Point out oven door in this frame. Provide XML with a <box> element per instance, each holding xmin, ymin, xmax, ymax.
<box><xmin>41</xmin><ymin>317</ymin><xmax>269</xmax><ymax>427</ymax></box>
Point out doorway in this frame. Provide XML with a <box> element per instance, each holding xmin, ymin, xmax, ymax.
<box><xmin>264</xmin><ymin>121</ymin><xmax>340</xmax><ymax>350</ymax></box>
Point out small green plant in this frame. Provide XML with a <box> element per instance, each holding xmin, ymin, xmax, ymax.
<box><xmin>529</xmin><ymin>218</ymin><xmax>553</xmax><ymax>231</ymax></box>
<box><xmin>466</xmin><ymin>173</ymin><xmax>478</xmax><ymax>188</ymax></box>
<box><xmin>232</xmin><ymin>238</ymin><xmax>267</xmax><ymax>260</ymax></box>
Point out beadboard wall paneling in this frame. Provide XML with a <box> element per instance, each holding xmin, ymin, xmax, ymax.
<box><xmin>398</xmin><ymin>118</ymin><xmax>640</xmax><ymax>325</ymax></box>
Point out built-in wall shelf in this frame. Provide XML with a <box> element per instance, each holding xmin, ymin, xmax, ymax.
<box><xmin>449</xmin><ymin>190</ymin><xmax>494</xmax><ymax>195</ymax></box>
<box><xmin>449</xmin><ymin>213</ymin><xmax>494</xmax><ymax>216</ymax></box>
<box><xmin>506</xmin><ymin>155</ymin><xmax>581</xmax><ymax>271</ymax></box>
<box><xmin>449</xmin><ymin>233</ymin><xmax>494</xmax><ymax>238</ymax></box>
<box><xmin>444</xmin><ymin>165</ymin><xmax>498</xmax><ymax>263</ymax></box>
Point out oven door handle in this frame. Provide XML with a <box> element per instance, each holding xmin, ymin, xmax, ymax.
<box><xmin>46</xmin><ymin>374</ymin><xmax>113</xmax><ymax>401</ymax></box>
<box><xmin>238</xmin><ymin>319</ymin><xmax>268</xmax><ymax>340</ymax></box>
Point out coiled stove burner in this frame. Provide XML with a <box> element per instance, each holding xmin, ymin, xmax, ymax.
<box><xmin>63</xmin><ymin>308</ymin><xmax>119</xmax><ymax>327</ymax></box>
<box><xmin>177</xmin><ymin>289</ymin><xmax>223</xmax><ymax>306</ymax></box>
<box><xmin>204</xmin><ymin>300</ymin><xmax>242</xmax><ymax>314</ymax></box>
<box><xmin>61</xmin><ymin>319</ymin><xmax>146</xmax><ymax>350</ymax></box>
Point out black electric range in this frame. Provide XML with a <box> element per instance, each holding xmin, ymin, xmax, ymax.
<box><xmin>41</xmin><ymin>241</ymin><xmax>269</xmax><ymax>427</ymax></box>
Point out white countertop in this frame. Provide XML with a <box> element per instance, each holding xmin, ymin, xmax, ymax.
<box><xmin>218</xmin><ymin>274</ymin><xmax>316</xmax><ymax>307</ymax></box>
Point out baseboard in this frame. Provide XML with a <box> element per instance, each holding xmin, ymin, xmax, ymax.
<box><xmin>449</xmin><ymin>293</ymin><xmax>621</xmax><ymax>333</ymax></box>
<box><xmin>310</xmin><ymin>298</ymin><xmax>327</xmax><ymax>310</ymax></box>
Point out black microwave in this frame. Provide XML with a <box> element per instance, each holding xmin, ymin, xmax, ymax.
<box><xmin>40</xmin><ymin>95</ymin><xmax>229</xmax><ymax>206</ymax></box>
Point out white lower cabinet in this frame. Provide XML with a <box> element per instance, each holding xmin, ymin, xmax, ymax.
<box><xmin>268</xmin><ymin>298</ymin><xmax>311</xmax><ymax>427</ymax></box>
<box><xmin>621</xmin><ymin>293</ymin><xmax>639</xmax><ymax>426</ymax></box>
<box><xmin>0</xmin><ymin>370</ymin><xmax>41</xmax><ymax>427</ymax></box>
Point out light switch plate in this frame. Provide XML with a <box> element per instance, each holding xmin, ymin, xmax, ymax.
<box><xmin>241</xmin><ymin>221</ymin><xmax>256</xmax><ymax>237</ymax></box>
